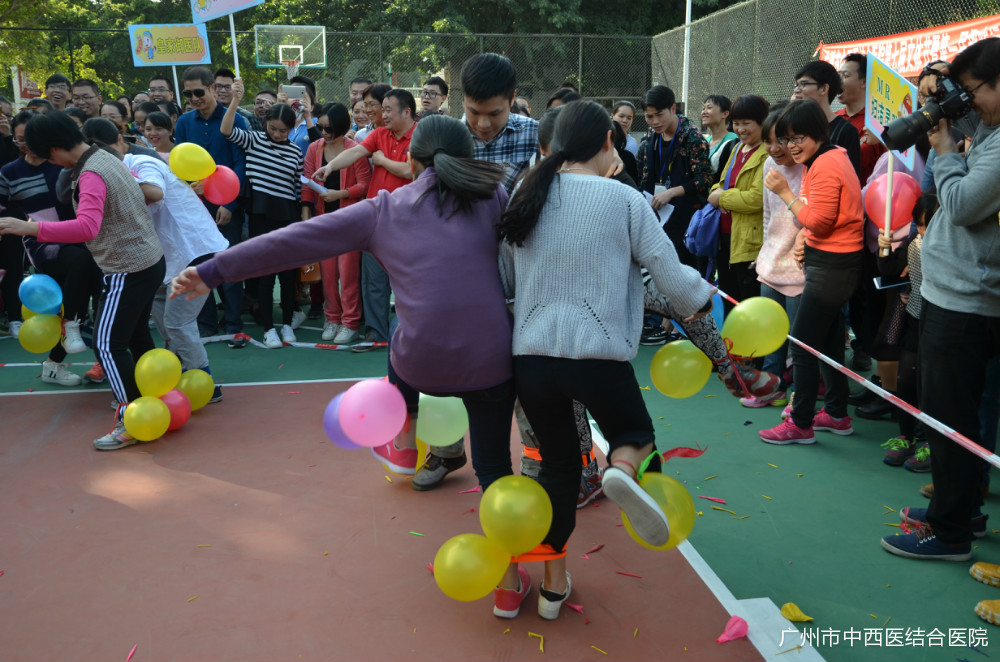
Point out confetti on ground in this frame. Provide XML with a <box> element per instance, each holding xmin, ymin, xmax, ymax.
<box><xmin>324</xmin><ymin>552</ymin><xmax>328</xmax><ymax>556</ymax></box>
<box><xmin>616</xmin><ymin>571</ymin><xmax>642</xmax><ymax>579</ymax></box>
<box><xmin>566</xmin><ymin>603</ymin><xmax>584</xmax><ymax>614</ymax></box>
<box><xmin>528</xmin><ymin>632</ymin><xmax>544</xmax><ymax>652</ymax></box>
<box><xmin>125</xmin><ymin>644</ymin><xmax>138</xmax><ymax>662</ymax></box>
<box><xmin>883</xmin><ymin>616</ymin><xmax>892</xmax><ymax>627</ymax></box>
<box><xmin>704</xmin><ymin>394</ymin><xmax>717</xmax><ymax>398</ymax></box>
<box><xmin>767</xmin><ymin>463</ymin><xmax>779</xmax><ymax>468</ymax></box>
<box><xmin>703</xmin><ymin>475</ymin><xmax>718</xmax><ymax>481</ymax></box>
<box><xmin>776</xmin><ymin>644</ymin><xmax>804</xmax><ymax>655</ymax></box>
<box><xmin>696</xmin><ymin>511</ymin><xmax>704</xmax><ymax>516</ymax></box>
<box><xmin>278</xmin><ymin>363</ymin><xmax>284</xmax><ymax>369</ymax></box>
<box><xmin>870</xmin><ymin>614</ymin><xmax>877</xmax><ymax>619</ymax></box>
<box><xmin>581</xmin><ymin>554</ymin><xmax>590</xmax><ymax>560</ymax></box>
<box><xmin>409</xmin><ymin>531</ymin><xmax>425</xmax><ymax>536</ymax></box>
<box><xmin>712</xmin><ymin>506</ymin><xmax>737</xmax><ymax>515</ymax></box>
<box><xmin>743</xmin><ymin>420</ymin><xmax>753</xmax><ymax>426</ymax></box>
<box><xmin>639</xmin><ymin>386</ymin><xmax>651</xmax><ymax>391</ymax></box>
<box><xmin>634</xmin><ymin>628</ymin><xmax>638</xmax><ymax>639</ymax></box>
<box><xmin>425</xmin><ymin>563</ymin><xmax>433</xmax><ymax>572</ymax></box>
<box><xmin>796</xmin><ymin>473</ymin><xmax>803</xmax><ymax>477</ymax></box>
<box><xmin>762</xmin><ymin>495</ymin><xmax>773</xmax><ymax>500</ymax></box>
<box><xmin>585</xmin><ymin>544</ymin><xmax>604</xmax><ymax>554</ymax></box>
<box><xmin>655</xmin><ymin>416</ymin><xmax>664</xmax><ymax>420</ymax></box>
<box><xmin>883</xmin><ymin>505</ymin><xmax>896</xmax><ymax>512</ymax></box>
<box><xmin>385</xmin><ymin>476</ymin><xmax>392</xmax><ymax>483</ymax></box>
<box><xmin>465</xmin><ymin>508</ymin><xmax>476</xmax><ymax>514</ymax></box>
<box><xmin>187</xmin><ymin>595</ymin><xmax>199</xmax><ymax>602</ymax></box>
<box><xmin>0</xmin><ymin>570</ymin><xmax>4</xmax><ymax>577</ymax></box>
<box><xmin>288</xmin><ymin>391</ymin><xmax>300</xmax><ymax>394</ymax></box>
<box><xmin>780</xmin><ymin>602</ymin><xmax>813</xmax><ymax>622</ymax></box>
<box><xmin>884</xmin><ymin>523</ymin><xmax>901</xmax><ymax>528</ymax></box>
<box><xmin>723</xmin><ymin>433</ymin><xmax>731</xmax><ymax>436</ymax></box>
<box><xmin>585</xmin><ymin>618</ymin><xmax>591</xmax><ymax>624</ymax></box>
<box><xmin>457</xmin><ymin>486</ymin><xmax>482</xmax><ymax>494</ymax></box>
<box><xmin>591</xmin><ymin>645</ymin><xmax>608</xmax><ymax>655</ymax></box>
<box><xmin>698</xmin><ymin>496</ymin><xmax>726</xmax><ymax>503</ymax></box>
<box><xmin>196</xmin><ymin>544</ymin><xmax>211</xmax><ymax>548</ymax></box>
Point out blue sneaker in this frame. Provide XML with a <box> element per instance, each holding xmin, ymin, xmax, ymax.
<box><xmin>881</xmin><ymin>527</ymin><xmax>972</xmax><ymax>561</ymax></box>
<box><xmin>899</xmin><ymin>506</ymin><xmax>987</xmax><ymax>538</ymax></box>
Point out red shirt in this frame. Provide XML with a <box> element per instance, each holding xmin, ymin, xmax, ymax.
<box><xmin>361</xmin><ymin>123</ymin><xmax>416</xmax><ymax>197</ymax></box>
<box><xmin>834</xmin><ymin>107</ymin><xmax>885</xmax><ymax>183</ymax></box>
<box><xmin>720</xmin><ymin>146</ymin><xmax>752</xmax><ymax>234</ymax></box>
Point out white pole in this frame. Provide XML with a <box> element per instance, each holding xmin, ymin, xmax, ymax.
<box><xmin>882</xmin><ymin>155</ymin><xmax>894</xmax><ymax>257</ymax></box>
<box><xmin>229</xmin><ymin>14</ymin><xmax>240</xmax><ymax>79</ymax></box>
<box><xmin>171</xmin><ymin>66</ymin><xmax>180</xmax><ymax>103</ymax></box>
<box><xmin>681</xmin><ymin>0</ymin><xmax>692</xmax><ymax>112</ymax></box>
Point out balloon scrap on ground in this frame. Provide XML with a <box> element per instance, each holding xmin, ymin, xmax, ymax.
<box><xmin>720</xmin><ymin>296</ymin><xmax>790</xmax><ymax>358</ymax></box>
<box><xmin>650</xmin><ymin>340</ymin><xmax>712</xmax><ymax>398</ymax></box>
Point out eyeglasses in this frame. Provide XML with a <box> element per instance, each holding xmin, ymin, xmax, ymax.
<box><xmin>72</xmin><ymin>94</ymin><xmax>97</xmax><ymax>103</ymax></box>
<box><xmin>420</xmin><ymin>89</ymin><xmax>442</xmax><ymax>98</ymax></box>
<box><xmin>215</xmin><ymin>84</ymin><xmax>233</xmax><ymax>91</ymax></box>
<box><xmin>254</xmin><ymin>99</ymin><xmax>274</xmax><ymax>106</ymax></box>
<box><xmin>46</xmin><ymin>84</ymin><xmax>69</xmax><ymax>92</ymax></box>
<box><xmin>964</xmin><ymin>78</ymin><xmax>991</xmax><ymax>100</ymax></box>
<box><xmin>793</xmin><ymin>81</ymin><xmax>819</xmax><ymax>90</ymax></box>
<box><xmin>149</xmin><ymin>86</ymin><xmax>170</xmax><ymax>93</ymax></box>
<box><xmin>778</xmin><ymin>135</ymin><xmax>808</xmax><ymax>146</ymax></box>
<box><xmin>181</xmin><ymin>88</ymin><xmax>208</xmax><ymax>99</ymax></box>
<box><xmin>317</xmin><ymin>124</ymin><xmax>333</xmax><ymax>134</ymax></box>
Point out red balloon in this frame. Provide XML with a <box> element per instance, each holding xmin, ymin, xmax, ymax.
<box><xmin>864</xmin><ymin>171</ymin><xmax>921</xmax><ymax>232</ymax></box>
<box><xmin>202</xmin><ymin>165</ymin><xmax>240</xmax><ymax>206</ymax></box>
<box><xmin>160</xmin><ymin>388</ymin><xmax>192</xmax><ymax>431</ymax></box>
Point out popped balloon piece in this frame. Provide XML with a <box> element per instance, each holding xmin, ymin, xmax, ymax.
<box><xmin>716</xmin><ymin>615</ymin><xmax>748</xmax><ymax>643</ymax></box>
<box><xmin>780</xmin><ymin>602</ymin><xmax>814</xmax><ymax>622</ymax></box>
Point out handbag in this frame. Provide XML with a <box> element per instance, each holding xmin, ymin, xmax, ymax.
<box><xmin>300</xmin><ymin>262</ymin><xmax>322</xmax><ymax>283</ymax></box>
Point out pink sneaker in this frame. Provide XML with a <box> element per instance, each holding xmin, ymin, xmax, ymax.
<box><xmin>759</xmin><ymin>418</ymin><xmax>816</xmax><ymax>445</ymax></box>
<box><xmin>371</xmin><ymin>441</ymin><xmax>418</xmax><ymax>475</ymax></box>
<box><xmin>813</xmin><ymin>408</ymin><xmax>854</xmax><ymax>435</ymax></box>
<box><xmin>493</xmin><ymin>564</ymin><xmax>531</xmax><ymax>618</ymax></box>
<box><xmin>740</xmin><ymin>390</ymin><xmax>786</xmax><ymax>408</ymax></box>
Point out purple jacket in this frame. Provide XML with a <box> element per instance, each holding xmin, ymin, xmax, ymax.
<box><xmin>199</xmin><ymin>168</ymin><xmax>512</xmax><ymax>392</ymax></box>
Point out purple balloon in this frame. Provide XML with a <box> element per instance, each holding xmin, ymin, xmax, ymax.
<box><xmin>323</xmin><ymin>394</ymin><xmax>362</xmax><ymax>450</ymax></box>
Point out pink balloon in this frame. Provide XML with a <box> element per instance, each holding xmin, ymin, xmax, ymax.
<box><xmin>160</xmin><ymin>388</ymin><xmax>192</xmax><ymax>431</ymax></box>
<box><xmin>716</xmin><ymin>615</ymin><xmax>748</xmax><ymax>644</ymax></box>
<box><xmin>337</xmin><ymin>379</ymin><xmax>407</xmax><ymax>448</ymax></box>
<box><xmin>202</xmin><ymin>165</ymin><xmax>240</xmax><ymax>206</ymax></box>
<box><xmin>864</xmin><ymin>172</ymin><xmax>921</xmax><ymax>232</ymax></box>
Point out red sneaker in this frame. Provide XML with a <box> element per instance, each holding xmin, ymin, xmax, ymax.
<box><xmin>493</xmin><ymin>565</ymin><xmax>531</xmax><ymax>618</ymax></box>
<box><xmin>813</xmin><ymin>408</ymin><xmax>854</xmax><ymax>435</ymax></box>
<box><xmin>84</xmin><ymin>362</ymin><xmax>105</xmax><ymax>384</ymax></box>
<box><xmin>370</xmin><ymin>441</ymin><xmax>418</xmax><ymax>475</ymax></box>
<box><xmin>759</xmin><ymin>418</ymin><xmax>816</xmax><ymax>445</ymax></box>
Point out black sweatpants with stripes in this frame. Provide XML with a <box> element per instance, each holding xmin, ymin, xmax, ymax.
<box><xmin>94</xmin><ymin>257</ymin><xmax>165</xmax><ymax>405</ymax></box>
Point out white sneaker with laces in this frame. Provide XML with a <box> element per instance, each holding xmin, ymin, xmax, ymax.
<box><xmin>9</xmin><ymin>320</ymin><xmax>22</xmax><ymax>339</ymax></box>
<box><xmin>61</xmin><ymin>319</ymin><xmax>87</xmax><ymax>354</ymax></box>
<box><xmin>290</xmin><ymin>310</ymin><xmax>306</xmax><ymax>330</ymax></box>
<box><xmin>41</xmin><ymin>360</ymin><xmax>82</xmax><ymax>386</ymax></box>
<box><xmin>263</xmin><ymin>328</ymin><xmax>283</xmax><ymax>348</ymax></box>
<box><xmin>538</xmin><ymin>572</ymin><xmax>572</xmax><ymax>620</ymax></box>
<box><xmin>322</xmin><ymin>321</ymin><xmax>338</xmax><ymax>341</ymax></box>
<box><xmin>280</xmin><ymin>324</ymin><xmax>297</xmax><ymax>344</ymax></box>
<box><xmin>333</xmin><ymin>326</ymin><xmax>360</xmax><ymax>344</ymax></box>
<box><xmin>93</xmin><ymin>419</ymin><xmax>138</xmax><ymax>451</ymax></box>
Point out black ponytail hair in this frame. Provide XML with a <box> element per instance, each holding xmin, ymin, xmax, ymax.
<box><xmin>499</xmin><ymin>100</ymin><xmax>612</xmax><ymax>246</ymax></box>
<box><xmin>408</xmin><ymin>114</ymin><xmax>505</xmax><ymax>216</ymax></box>
<box><xmin>266</xmin><ymin>102</ymin><xmax>296</xmax><ymax>131</ymax></box>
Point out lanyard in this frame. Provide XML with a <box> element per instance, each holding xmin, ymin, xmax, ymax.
<box><xmin>658</xmin><ymin>132</ymin><xmax>679</xmax><ymax>184</ymax></box>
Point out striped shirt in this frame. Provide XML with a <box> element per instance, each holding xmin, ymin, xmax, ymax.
<box><xmin>227</xmin><ymin>127</ymin><xmax>302</xmax><ymax>202</ymax></box>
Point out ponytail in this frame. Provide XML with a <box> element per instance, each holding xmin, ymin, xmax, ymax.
<box><xmin>497</xmin><ymin>152</ymin><xmax>565</xmax><ymax>246</ymax></box>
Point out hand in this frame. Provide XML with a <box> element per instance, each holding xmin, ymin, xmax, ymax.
<box><xmin>764</xmin><ymin>169</ymin><xmax>790</xmax><ymax>196</ymax></box>
<box><xmin>651</xmin><ymin>188</ymin><xmax>676</xmax><ymax>210</ymax></box>
<box><xmin>346</xmin><ymin>129</ymin><xmax>357</xmax><ymax>140</ymax></box>
<box><xmin>682</xmin><ymin>289</ymin><xmax>717</xmax><ymax>323</ymax></box>
<box><xmin>231</xmin><ymin>78</ymin><xmax>245</xmax><ymax>104</ymax></box>
<box><xmin>321</xmin><ymin>189</ymin><xmax>345</xmax><ymax>203</ymax></box>
<box><xmin>276</xmin><ymin>87</ymin><xmax>289</xmax><ymax>104</ymax></box>
<box><xmin>371</xmin><ymin>150</ymin><xmax>386</xmax><ymax>168</ymax></box>
<box><xmin>215</xmin><ymin>206</ymin><xmax>232</xmax><ymax>226</ymax></box>
<box><xmin>928</xmin><ymin>118</ymin><xmax>958</xmax><ymax>155</ymax></box>
<box><xmin>706</xmin><ymin>189</ymin><xmax>723</xmax><ymax>208</ymax></box>
<box><xmin>0</xmin><ymin>217</ymin><xmax>36</xmax><ymax>236</ymax></box>
<box><xmin>877</xmin><ymin>232</ymin><xmax>892</xmax><ymax>250</ymax></box>
<box><xmin>0</xmin><ymin>115</ymin><xmax>10</xmax><ymax>138</ymax></box>
<box><xmin>313</xmin><ymin>163</ymin><xmax>332</xmax><ymax>182</ymax></box>
<box><xmin>792</xmin><ymin>231</ymin><xmax>806</xmax><ymax>267</ymax></box>
<box><xmin>190</xmin><ymin>180</ymin><xmax>205</xmax><ymax>196</ymax></box>
<box><xmin>170</xmin><ymin>266</ymin><xmax>210</xmax><ymax>301</ymax></box>
<box><xmin>899</xmin><ymin>291</ymin><xmax>910</xmax><ymax>305</ymax></box>
<box><xmin>918</xmin><ymin>62</ymin><xmax>950</xmax><ymax>101</ymax></box>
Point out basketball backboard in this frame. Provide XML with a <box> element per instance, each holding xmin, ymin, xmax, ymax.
<box><xmin>254</xmin><ymin>25</ymin><xmax>326</xmax><ymax>69</ymax></box>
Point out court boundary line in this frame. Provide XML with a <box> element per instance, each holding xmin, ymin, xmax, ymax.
<box><xmin>0</xmin><ymin>376</ymin><xmax>385</xmax><ymax>397</ymax></box>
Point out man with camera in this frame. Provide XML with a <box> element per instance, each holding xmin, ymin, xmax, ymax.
<box><xmin>879</xmin><ymin>37</ymin><xmax>1000</xmax><ymax>605</ymax></box>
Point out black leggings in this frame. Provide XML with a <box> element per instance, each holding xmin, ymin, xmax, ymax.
<box><xmin>39</xmin><ymin>244</ymin><xmax>103</xmax><ymax>363</ymax></box>
<box><xmin>0</xmin><ymin>234</ymin><xmax>24</xmax><ymax>321</ymax></box>
<box><xmin>250</xmin><ymin>214</ymin><xmax>298</xmax><ymax>330</ymax></box>
<box><xmin>896</xmin><ymin>313</ymin><xmax>920</xmax><ymax>440</ymax></box>
<box><xmin>717</xmin><ymin>233</ymin><xmax>761</xmax><ymax>317</ymax></box>
<box><xmin>514</xmin><ymin>355</ymin><xmax>656</xmax><ymax>551</ymax></box>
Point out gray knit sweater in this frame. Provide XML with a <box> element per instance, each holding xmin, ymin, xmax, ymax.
<box><xmin>499</xmin><ymin>174</ymin><xmax>713</xmax><ymax>361</ymax></box>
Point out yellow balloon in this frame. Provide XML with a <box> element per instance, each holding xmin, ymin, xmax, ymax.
<box><xmin>169</xmin><ymin>142</ymin><xmax>217</xmax><ymax>181</ymax></box>
<box><xmin>649</xmin><ymin>339</ymin><xmax>712</xmax><ymax>398</ymax></box>
<box><xmin>24</xmin><ymin>304</ymin><xmax>63</xmax><ymax>319</ymax></box>
<box><xmin>123</xmin><ymin>396</ymin><xmax>171</xmax><ymax>441</ymax></box>
<box><xmin>18</xmin><ymin>314</ymin><xmax>61</xmax><ymax>353</ymax></box>
<box><xmin>433</xmin><ymin>533</ymin><xmax>510</xmax><ymax>601</ymax></box>
<box><xmin>621</xmin><ymin>473</ymin><xmax>696</xmax><ymax>551</ymax></box>
<box><xmin>135</xmin><ymin>348</ymin><xmax>182</xmax><ymax>398</ymax></box>
<box><xmin>720</xmin><ymin>296</ymin><xmax>790</xmax><ymax>358</ymax></box>
<box><xmin>479</xmin><ymin>475</ymin><xmax>553</xmax><ymax>556</ymax></box>
<box><xmin>415</xmin><ymin>438</ymin><xmax>429</xmax><ymax>472</ymax></box>
<box><xmin>176</xmin><ymin>369</ymin><xmax>214</xmax><ymax>411</ymax></box>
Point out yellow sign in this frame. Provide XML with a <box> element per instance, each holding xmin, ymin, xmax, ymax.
<box><xmin>129</xmin><ymin>24</ymin><xmax>211</xmax><ymax>67</ymax></box>
<box><xmin>865</xmin><ymin>53</ymin><xmax>917</xmax><ymax>169</ymax></box>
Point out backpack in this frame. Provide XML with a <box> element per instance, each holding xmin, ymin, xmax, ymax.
<box><xmin>684</xmin><ymin>149</ymin><xmax>737</xmax><ymax>258</ymax></box>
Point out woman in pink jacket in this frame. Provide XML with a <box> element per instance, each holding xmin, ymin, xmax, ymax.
<box><xmin>301</xmin><ymin>103</ymin><xmax>372</xmax><ymax>344</ymax></box>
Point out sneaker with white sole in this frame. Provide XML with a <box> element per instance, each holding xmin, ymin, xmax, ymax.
<box><xmin>880</xmin><ymin>526</ymin><xmax>971</xmax><ymax>561</ymax></box>
<box><xmin>61</xmin><ymin>319</ymin><xmax>88</xmax><ymax>354</ymax></box>
<box><xmin>333</xmin><ymin>325</ymin><xmax>360</xmax><ymax>344</ymax></box>
<box><xmin>9</xmin><ymin>320</ymin><xmax>21</xmax><ymax>339</ymax></box>
<box><xmin>759</xmin><ymin>418</ymin><xmax>816</xmax><ymax>445</ymax></box>
<box><xmin>280</xmin><ymin>324</ymin><xmax>297</xmax><ymax>344</ymax></box>
<box><xmin>93</xmin><ymin>419</ymin><xmax>138</xmax><ymax>451</ymax></box>
<box><xmin>537</xmin><ymin>571</ymin><xmax>572</xmax><ymax>620</ymax></box>
<box><xmin>84</xmin><ymin>362</ymin><xmax>106</xmax><ymax>383</ymax></box>
<box><xmin>740</xmin><ymin>390</ymin><xmax>786</xmax><ymax>408</ymax></box>
<box><xmin>41</xmin><ymin>360</ymin><xmax>82</xmax><ymax>386</ymax></box>
<box><xmin>321</xmin><ymin>321</ymin><xmax>338</xmax><ymax>341</ymax></box>
<box><xmin>602</xmin><ymin>466</ymin><xmax>670</xmax><ymax>546</ymax></box>
<box><xmin>812</xmin><ymin>408</ymin><xmax>854</xmax><ymax>435</ymax></box>
<box><xmin>263</xmin><ymin>328</ymin><xmax>283</xmax><ymax>348</ymax></box>
<box><xmin>493</xmin><ymin>565</ymin><xmax>531</xmax><ymax>618</ymax></box>
<box><xmin>290</xmin><ymin>310</ymin><xmax>307</xmax><ymax>330</ymax></box>
<box><xmin>900</xmin><ymin>506</ymin><xmax>988</xmax><ymax>538</ymax></box>
<box><xmin>371</xmin><ymin>440</ymin><xmax>418</xmax><ymax>475</ymax></box>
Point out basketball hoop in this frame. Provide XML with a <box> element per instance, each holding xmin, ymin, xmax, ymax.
<box><xmin>282</xmin><ymin>59</ymin><xmax>301</xmax><ymax>80</ymax></box>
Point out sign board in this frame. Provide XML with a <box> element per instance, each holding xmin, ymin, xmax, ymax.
<box><xmin>865</xmin><ymin>53</ymin><xmax>917</xmax><ymax>170</ymax></box>
<box><xmin>16</xmin><ymin>67</ymin><xmax>42</xmax><ymax>99</ymax></box>
<box><xmin>190</xmin><ymin>0</ymin><xmax>265</xmax><ymax>24</ymax></box>
<box><xmin>129</xmin><ymin>24</ymin><xmax>211</xmax><ymax>67</ymax></box>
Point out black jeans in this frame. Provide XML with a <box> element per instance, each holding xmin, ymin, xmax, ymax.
<box><xmin>249</xmin><ymin>214</ymin><xmax>297</xmax><ymax>330</ymax></box>
<box><xmin>514</xmin><ymin>355</ymin><xmax>656</xmax><ymax>551</ymax></box>
<box><xmin>790</xmin><ymin>246</ymin><xmax>863</xmax><ymax>429</ymax></box>
<box><xmin>717</xmin><ymin>233</ymin><xmax>761</xmax><ymax>317</ymax></box>
<box><xmin>0</xmin><ymin>234</ymin><xmax>24</xmax><ymax>322</ymax></box>
<box><xmin>921</xmin><ymin>301</ymin><xmax>1000</xmax><ymax>543</ymax></box>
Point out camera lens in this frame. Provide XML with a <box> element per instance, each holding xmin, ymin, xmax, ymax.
<box><xmin>882</xmin><ymin>100</ymin><xmax>943</xmax><ymax>151</ymax></box>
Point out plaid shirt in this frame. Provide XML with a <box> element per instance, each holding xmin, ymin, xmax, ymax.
<box><xmin>468</xmin><ymin>113</ymin><xmax>539</xmax><ymax>193</ymax></box>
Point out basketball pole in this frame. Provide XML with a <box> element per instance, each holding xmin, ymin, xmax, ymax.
<box><xmin>229</xmin><ymin>14</ymin><xmax>241</xmax><ymax>78</ymax></box>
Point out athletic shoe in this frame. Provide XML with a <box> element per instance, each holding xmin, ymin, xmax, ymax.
<box><xmin>333</xmin><ymin>325</ymin><xmax>360</xmax><ymax>345</ymax></box>
<box><xmin>971</xmin><ymin>562</ymin><xmax>1000</xmax><ymax>587</ymax></box>
<box><xmin>493</xmin><ymin>565</ymin><xmax>531</xmax><ymax>619</ymax></box>
<box><xmin>740</xmin><ymin>390</ymin><xmax>786</xmax><ymax>408</ymax></box>
<box><xmin>61</xmin><ymin>319</ymin><xmax>87</xmax><ymax>354</ymax></box>
<box><xmin>321</xmin><ymin>321</ymin><xmax>338</xmax><ymax>341</ymax></box>
<box><xmin>208</xmin><ymin>386</ymin><xmax>223</xmax><ymax>404</ymax></box>
<box><xmin>371</xmin><ymin>440</ymin><xmax>418</xmax><ymax>475</ymax></box>
<box><xmin>759</xmin><ymin>418</ymin><xmax>816</xmax><ymax>445</ymax></box>
<box><xmin>227</xmin><ymin>336</ymin><xmax>246</xmax><ymax>349</ymax></box>
<box><xmin>41</xmin><ymin>360</ymin><xmax>82</xmax><ymax>386</ymax></box>
<box><xmin>780</xmin><ymin>392</ymin><xmax>795</xmax><ymax>419</ymax></box>
<box><xmin>602</xmin><ymin>466</ymin><xmax>669</xmax><ymax>546</ymax></box>
<box><xmin>640</xmin><ymin>324</ymin><xmax>668</xmax><ymax>345</ymax></box>
<box><xmin>578</xmin><ymin>468</ymin><xmax>605</xmax><ymax>508</ymax></box>
<box><xmin>9</xmin><ymin>320</ymin><xmax>21</xmax><ymax>339</ymax></box>
<box><xmin>904</xmin><ymin>442</ymin><xmax>931</xmax><ymax>473</ymax></box>
<box><xmin>84</xmin><ymin>362</ymin><xmax>105</xmax><ymax>384</ymax></box>
<box><xmin>537</xmin><ymin>571</ymin><xmax>572</xmax><ymax>620</ymax></box>
<box><xmin>412</xmin><ymin>452</ymin><xmax>467</xmax><ymax>491</ymax></box>
<box><xmin>882</xmin><ymin>436</ymin><xmax>915</xmax><ymax>466</ymax></box>
<box><xmin>263</xmin><ymin>328</ymin><xmax>283</xmax><ymax>348</ymax></box>
<box><xmin>921</xmin><ymin>483</ymin><xmax>934</xmax><ymax>498</ymax></box>
<box><xmin>900</xmin><ymin>506</ymin><xmax>987</xmax><ymax>538</ymax></box>
<box><xmin>351</xmin><ymin>331</ymin><xmax>383</xmax><ymax>353</ymax></box>
<box><xmin>93</xmin><ymin>419</ymin><xmax>138</xmax><ymax>451</ymax></box>
<box><xmin>975</xmin><ymin>600</ymin><xmax>1000</xmax><ymax>626</ymax></box>
<box><xmin>280</xmin><ymin>324</ymin><xmax>297</xmax><ymax>344</ymax></box>
<box><xmin>290</xmin><ymin>310</ymin><xmax>306</xmax><ymax>330</ymax></box>
<box><xmin>812</xmin><ymin>408</ymin><xmax>854</xmax><ymax>435</ymax></box>
<box><xmin>880</xmin><ymin>527</ymin><xmax>971</xmax><ymax>561</ymax></box>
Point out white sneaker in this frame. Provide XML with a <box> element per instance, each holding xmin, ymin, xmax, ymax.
<box><xmin>333</xmin><ymin>326</ymin><xmax>360</xmax><ymax>344</ymax></box>
<box><xmin>9</xmin><ymin>320</ymin><xmax>21</xmax><ymax>339</ymax></box>
<box><xmin>290</xmin><ymin>310</ymin><xmax>306</xmax><ymax>330</ymax></box>
<box><xmin>538</xmin><ymin>572</ymin><xmax>572</xmax><ymax>620</ymax></box>
<box><xmin>281</xmin><ymin>324</ymin><xmax>297</xmax><ymax>344</ymax></box>
<box><xmin>322</xmin><ymin>321</ymin><xmax>338</xmax><ymax>341</ymax></box>
<box><xmin>263</xmin><ymin>328</ymin><xmax>283</xmax><ymax>348</ymax></box>
<box><xmin>61</xmin><ymin>319</ymin><xmax>87</xmax><ymax>354</ymax></box>
<box><xmin>41</xmin><ymin>360</ymin><xmax>82</xmax><ymax>386</ymax></box>
<box><xmin>93</xmin><ymin>419</ymin><xmax>138</xmax><ymax>451</ymax></box>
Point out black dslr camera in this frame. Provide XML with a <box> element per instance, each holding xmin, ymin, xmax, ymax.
<box><xmin>881</xmin><ymin>71</ymin><xmax>973</xmax><ymax>151</ymax></box>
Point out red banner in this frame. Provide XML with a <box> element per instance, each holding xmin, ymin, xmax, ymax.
<box><xmin>817</xmin><ymin>14</ymin><xmax>1000</xmax><ymax>78</ymax></box>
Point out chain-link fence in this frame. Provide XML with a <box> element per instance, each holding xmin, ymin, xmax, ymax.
<box><xmin>653</xmin><ymin>0</ymin><xmax>1000</xmax><ymax>115</ymax></box>
<box><xmin>0</xmin><ymin>28</ymin><xmax>651</xmax><ymax>131</ymax></box>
